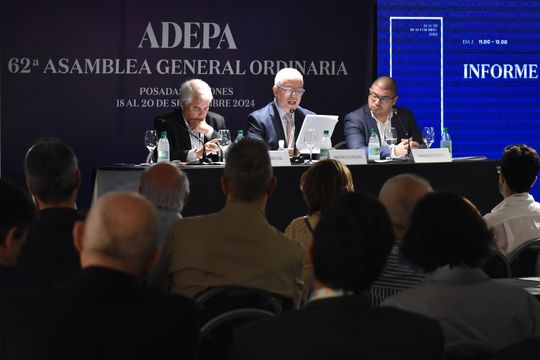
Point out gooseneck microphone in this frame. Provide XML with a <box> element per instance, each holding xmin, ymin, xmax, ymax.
<box><xmin>289</xmin><ymin>108</ymin><xmax>299</xmax><ymax>156</ymax></box>
<box><xmin>392</xmin><ymin>108</ymin><xmax>411</xmax><ymax>156</ymax></box>
<box><xmin>157</xmin><ymin>118</ymin><xmax>212</xmax><ymax>164</ymax></box>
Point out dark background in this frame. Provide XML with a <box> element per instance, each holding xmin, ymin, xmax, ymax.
<box><xmin>1</xmin><ymin>0</ymin><xmax>376</xmax><ymax>208</ymax></box>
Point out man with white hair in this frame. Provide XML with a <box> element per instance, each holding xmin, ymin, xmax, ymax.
<box><xmin>139</xmin><ymin>161</ymin><xmax>190</xmax><ymax>248</ymax></box>
<box><xmin>0</xmin><ymin>192</ymin><xmax>200</xmax><ymax>360</ymax></box>
<box><xmin>247</xmin><ymin>68</ymin><xmax>315</xmax><ymax>152</ymax></box>
<box><xmin>155</xmin><ymin>78</ymin><xmax>226</xmax><ymax>162</ymax></box>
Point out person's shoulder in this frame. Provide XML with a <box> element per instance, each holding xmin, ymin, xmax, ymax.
<box><xmin>207</xmin><ymin>110</ymin><xmax>225</xmax><ymax>121</ymax></box>
<box><xmin>344</xmin><ymin>104</ymin><xmax>369</xmax><ymax>119</ymax></box>
<box><xmin>298</xmin><ymin>106</ymin><xmax>315</xmax><ymax>115</ymax></box>
<box><xmin>249</xmin><ymin>102</ymin><xmax>274</xmax><ymax>118</ymax></box>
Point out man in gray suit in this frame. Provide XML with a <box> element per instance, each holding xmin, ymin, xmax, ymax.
<box><xmin>150</xmin><ymin>138</ymin><xmax>304</xmax><ymax>303</ymax></box>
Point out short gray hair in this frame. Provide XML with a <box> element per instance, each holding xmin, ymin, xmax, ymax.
<box><xmin>224</xmin><ymin>138</ymin><xmax>272</xmax><ymax>201</ymax></box>
<box><xmin>179</xmin><ymin>79</ymin><xmax>213</xmax><ymax>105</ymax></box>
<box><xmin>274</xmin><ymin>68</ymin><xmax>303</xmax><ymax>86</ymax></box>
<box><xmin>140</xmin><ymin>163</ymin><xmax>190</xmax><ymax>212</ymax></box>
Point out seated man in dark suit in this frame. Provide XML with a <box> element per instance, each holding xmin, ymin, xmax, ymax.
<box><xmin>230</xmin><ymin>193</ymin><xmax>444</xmax><ymax>360</ymax></box>
<box><xmin>343</xmin><ymin>76</ymin><xmax>423</xmax><ymax>158</ymax></box>
<box><xmin>0</xmin><ymin>192</ymin><xmax>200</xmax><ymax>360</ymax></box>
<box><xmin>246</xmin><ymin>68</ymin><xmax>315</xmax><ymax>152</ymax></box>
<box><xmin>155</xmin><ymin>78</ymin><xmax>226</xmax><ymax>162</ymax></box>
<box><xmin>0</xmin><ymin>179</ymin><xmax>53</xmax><ymax>296</ymax></box>
<box><xmin>16</xmin><ymin>138</ymin><xmax>83</xmax><ymax>282</ymax></box>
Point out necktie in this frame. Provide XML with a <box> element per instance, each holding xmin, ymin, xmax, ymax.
<box><xmin>285</xmin><ymin>112</ymin><xmax>294</xmax><ymax>148</ymax></box>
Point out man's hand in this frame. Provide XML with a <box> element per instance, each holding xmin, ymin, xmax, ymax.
<box><xmin>394</xmin><ymin>138</ymin><xmax>420</xmax><ymax>157</ymax></box>
<box><xmin>188</xmin><ymin>118</ymin><xmax>212</xmax><ymax>135</ymax></box>
<box><xmin>194</xmin><ymin>139</ymin><xmax>220</xmax><ymax>158</ymax></box>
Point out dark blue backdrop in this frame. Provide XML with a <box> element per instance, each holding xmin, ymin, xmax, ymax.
<box><xmin>1</xmin><ymin>0</ymin><xmax>375</xmax><ymax>208</ymax></box>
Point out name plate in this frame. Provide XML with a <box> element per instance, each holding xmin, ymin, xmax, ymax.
<box><xmin>269</xmin><ymin>150</ymin><xmax>291</xmax><ymax>167</ymax></box>
<box><xmin>328</xmin><ymin>149</ymin><xmax>367</xmax><ymax>165</ymax></box>
<box><xmin>411</xmin><ymin>148</ymin><xmax>452</xmax><ymax>163</ymax></box>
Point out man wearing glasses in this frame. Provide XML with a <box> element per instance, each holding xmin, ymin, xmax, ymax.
<box><xmin>246</xmin><ymin>68</ymin><xmax>315</xmax><ymax>153</ymax></box>
<box><xmin>343</xmin><ymin>76</ymin><xmax>422</xmax><ymax>159</ymax></box>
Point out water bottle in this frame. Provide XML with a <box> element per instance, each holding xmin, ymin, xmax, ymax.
<box><xmin>440</xmin><ymin>127</ymin><xmax>452</xmax><ymax>155</ymax></box>
<box><xmin>368</xmin><ymin>128</ymin><xmax>381</xmax><ymax>161</ymax></box>
<box><xmin>157</xmin><ymin>131</ymin><xmax>170</xmax><ymax>162</ymax></box>
<box><xmin>320</xmin><ymin>130</ymin><xmax>332</xmax><ymax>160</ymax></box>
<box><xmin>235</xmin><ymin>129</ymin><xmax>244</xmax><ymax>143</ymax></box>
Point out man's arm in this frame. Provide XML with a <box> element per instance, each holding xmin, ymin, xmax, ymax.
<box><xmin>246</xmin><ymin>114</ymin><xmax>266</xmax><ymax>142</ymax></box>
<box><xmin>343</xmin><ymin>112</ymin><xmax>369</xmax><ymax>150</ymax></box>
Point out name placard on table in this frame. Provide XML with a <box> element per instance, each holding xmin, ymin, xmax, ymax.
<box><xmin>411</xmin><ymin>148</ymin><xmax>452</xmax><ymax>163</ymax></box>
<box><xmin>269</xmin><ymin>150</ymin><xmax>291</xmax><ymax>167</ymax></box>
<box><xmin>328</xmin><ymin>149</ymin><xmax>367</xmax><ymax>165</ymax></box>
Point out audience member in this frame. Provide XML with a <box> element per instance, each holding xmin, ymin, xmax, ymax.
<box><xmin>285</xmin><ymin>159</ymin><xmax>354</xmax><ymax>304</ymax></box>
<box><xmin>230</xmin><ymin>193</ymin><xmax>443</xmax><ymax>360</ymax></box>
<box><xmin>16</xmin><ymin>138</ymin><xmax>83</xmax><ymax>282</ymax></box>
<box><xmin>369</xmin><ymin>174</ymin><xmax>432</xmax><ymax>305</ymax></box>
<box><xmin>0</xmin><ymin>192</ymin><xmax>200</xmax><ymax>360</ymax></box>
<box><xmin>383</xmin><ymin>192</ymin><xmax>540</xmax><ymax>351</ymax></box>
<box><xmin>150</xmin><ymin>138</ymin><xmax>304</xmax><ymax>303</ymax></box>
<box><xmin>344</xmin><ymin>76</ymin><xmax>422</xmax><ymax>158</ymax></box>
<box><xmin>139</xmin><ymin>162</ymin><xmax>190</xmax><ymax>248</ymax></box>
<box><xmin>484</xmin><ymin>144</ymin><xmax>540</xmax><ymax>254</ymax></box>
<box><xmin>246</xmin><ymin>68</ymin><xmax>315</xmax><ymax>152</ymax></box>
<box><xmin>0</xmin><ymin>179</ymin><xmax>52</xmax><ymax>296</ymax></box>
<box><xmin>155</xmin><ymin>78</ymin><xmax>226</xmax><ymax>162</ymax></box>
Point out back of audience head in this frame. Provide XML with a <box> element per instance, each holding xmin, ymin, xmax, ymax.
<box><xmin>300</xmin><ymin>159</ymin><xmax>354</xmax><ymax>215</ymax></box>
<box><xmin>500</xmin><ymin>144</ymin><xmax>540</xmax><ymax>194</ymax></box>
<box><xmin>312</xmin><ymin>192</ymin><xmax>394</xmax><ymax>294</ymax></box>
<box><xmin>73</xmin><ymin>192</ymin><xmax>159</xmax><ymax>279</ymax></box>
<box><xmin>223</xmin><ymin>138</ymin><xmax>275</xmax><ymax>202</ymax></box>
<box><xmin>401</xmin><ymin>192</ymin><xmax>494</xmax><ymax>272</ymax></box>
<box><xmin>378</xmin><ymin>174</ymin><xmax>433</xmax><ymax>240</ymax></box>
<box><xmin>139</xmin><ymin>162</ymin><xmax>190</xmax><ymax>213</ymax></box>
<box><xmin>25</xmin><ymin>138</ymin><xmax>80</xmax><ymax>206</ymax></box>
<box><xmin>0</xmin><ymin>179</ymin><xmax>36</xmax><ymax>264</ymax></box>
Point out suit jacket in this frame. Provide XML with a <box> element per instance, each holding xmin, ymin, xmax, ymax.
<box><xmin>0</xmin><ymin>264</ymin><xmax>53</xmax><ymax>297</ymax></box>
<box><xmin>150</xmin><ymin>201</ymin><xmax>304</xmax><ymax>303</ymax></box>
<box><xmin>230</xmin><ymin>294</ymin><xmax>444</xmax><ymax>360</ymax></box>
<box><xmin>343</xmin><ymin>104</ymin><xmax>422</xmax><ymax>158</ymax></box>
<box><xmin>15</xmin><ymin>208</ymin><xmax>82</xmax><ymax>282</ymax></box>
<box><xmin>0</xmin><ymin>266</ymin><xmax>200</xmax><ymax>360</ymax></box>
<box><xmin>246</xmin><ymin>102</ymin><xmax>315</xmax><ymax>150</ymax></box>
<box><xmin>155</xmin><ymin>108</ymin><xmax>226</xmax><ymax>161</ymax></box>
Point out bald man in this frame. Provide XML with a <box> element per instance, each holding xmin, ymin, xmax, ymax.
<box><xmin>344</xmin><ymin>76</ymin><xmax>423</xmax><ymax>159</ymax></box>
<box><xmin>369</xmin><ymin>174</ymin><xmax>433</xmax><ymax>305</ymax></box>
<box><xmin>139</xmin><ymin>162</ymin><xmax>190</xmax><ymax>248</ymax></box>
<box><xmin>0</xmin><ymin>192</ymin><xmax>199</xmax><ymax>360</ymax></box>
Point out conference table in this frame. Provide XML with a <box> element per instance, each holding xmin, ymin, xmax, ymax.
<box><xmin>93</xmin><ymin>159</ymin><xmax>501</xmax><ymax>232</ymax></box>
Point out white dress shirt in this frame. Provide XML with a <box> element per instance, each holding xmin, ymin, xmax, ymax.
<box><xmin>483</xmin><ymin>193</ymin><xmax>540</xmax><ymax>254</ymax></box>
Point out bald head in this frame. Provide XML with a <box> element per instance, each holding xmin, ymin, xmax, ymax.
<box><xmin>77</xmin><ymin>192</ymin><xmax>159</xmax><ymax>276</ymax></box>
<box><xmin>140</xmin><ymin>162</ymin><xmax>189</xmax><ymax>212</ymax></box>
<box><xmin>372</xmin><ymin>76</ymin><xmax>397</xmax><ymax>95</ymax></box>
<box><xmin>379</xmin><ymin>174</ymin><xmax>433</xmax><ymax>240</ymax></box>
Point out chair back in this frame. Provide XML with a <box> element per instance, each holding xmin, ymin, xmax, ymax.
<box><xmin>195</xmin><ymin>286</ymin><xmax>287</xmax><ymax>360</ymax></box>
<box><xmin>507</xmin><ymin>238</ymin><xmax>540</xmax><ymax>277</ymax></box>
<box><xmin>482</xmin><ymin>248</ymin><xmax>510</xmax><ymax>278</ymax></box>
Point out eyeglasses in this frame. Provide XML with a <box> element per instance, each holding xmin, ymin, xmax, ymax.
<box><xmin>277</xmin><ymin>85</ymin><xmax>306</xmax><ymax>96</ymax></box>
<box><xmin>369</xmin><ymin>91</ymin><xmax>396</xmax><ymax>104</ymax></box>
<box><xmin>496</xmin><ymin>165</ymin><xmax>501</xmax><ymax>174</ymax></box>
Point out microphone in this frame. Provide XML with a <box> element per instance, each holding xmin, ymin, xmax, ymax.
<box><xmin>392</xmin><ymin>108</ymin><xmax>411</xmax><ymax>156</ymax></box>
<box><xmin>157</xmin><ymin>117</ymin><xmax>212</xmax><ymax>164</ymax></box>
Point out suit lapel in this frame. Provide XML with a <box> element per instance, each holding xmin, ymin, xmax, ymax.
<box><xmin>174</xmin><ymin>109</ymin><xmax>193</xmax><ymax>149</ymax></box>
